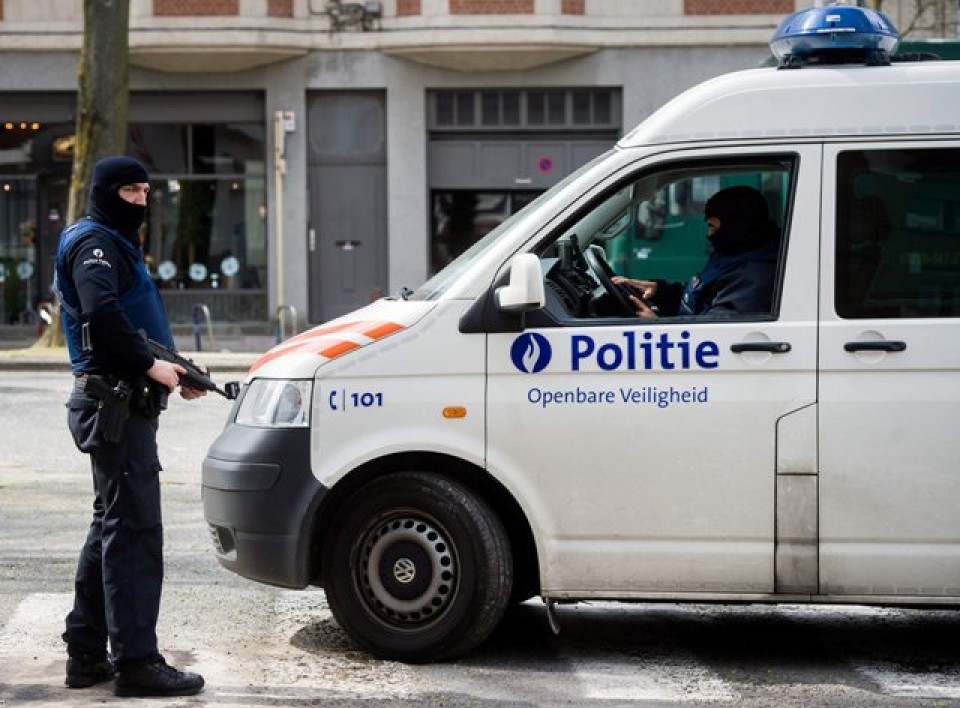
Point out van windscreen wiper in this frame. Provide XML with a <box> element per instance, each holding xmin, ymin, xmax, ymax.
<box><xmin>389</xmin><ymin>286</ymin><xmax>413</xmax><ymax>301</ymax></box>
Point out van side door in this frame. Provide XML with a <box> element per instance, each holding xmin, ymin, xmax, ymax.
<box><xmin>486</xmin><ymin>145</ymin><xmax>820</xmax><ymax>596</ymax></box>
<box><xmin>819</xmin><ymin>142</ymin><xmax>960</xmax><ymax>597</ymax></box>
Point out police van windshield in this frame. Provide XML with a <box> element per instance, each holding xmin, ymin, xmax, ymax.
<box><xmin>411</xmin><ymin>150</ymin><xmax>614</xmax><ymax>301</ymax></box>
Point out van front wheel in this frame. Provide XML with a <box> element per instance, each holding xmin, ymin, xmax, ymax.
<box><xmin>322</xmin><ymin>472</ymin><xmax>513</xmax><ymax>662</ymax></box>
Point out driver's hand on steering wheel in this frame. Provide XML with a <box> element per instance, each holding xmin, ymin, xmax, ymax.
<box><xmin>612</xmin><ymin>277</ymin><xmax>658</xmax><ymax>318</ymax></box>
<box><xmin>612</xmin><ymin>276</ymin><xmax>657</xmax><ymax>300</ymax></box>
<box><xmin>627</xmin><ymin>294</ymin><xmax>658</xmax><ymax>319</ymax></box>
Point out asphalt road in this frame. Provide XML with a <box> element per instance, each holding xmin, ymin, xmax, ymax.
<box><xmin>2</xmin><ymin>370</ymin><xmax>960</xmax><ymax>707</ymax></box>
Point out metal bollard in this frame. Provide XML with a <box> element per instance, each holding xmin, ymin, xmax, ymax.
<box><xmin>192</xmin><ymin>303</ymin><xmax>215</xmax><ymax>351</ymax></box>
<box><xmin>275</xmin><ymin>305</ymin><xmax>298</xmax><ymax>344</ymax></box>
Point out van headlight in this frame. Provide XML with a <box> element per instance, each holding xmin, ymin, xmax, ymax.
<box><xmin>235</xmin><ymin>379</ymin><xmax>312</xmax><ymax>428</ymax></box>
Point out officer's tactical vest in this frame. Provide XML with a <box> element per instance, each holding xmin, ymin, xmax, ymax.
<box><xmin>54</xmin><ymin>219</ymin><xmax>174</xmax><ymax>374</ymax></box>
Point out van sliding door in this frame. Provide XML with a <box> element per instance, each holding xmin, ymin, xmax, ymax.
<box><xmin>819</xmin><ymin>142</ymin><xmax>960</xmax><ymax>598</ymax></box>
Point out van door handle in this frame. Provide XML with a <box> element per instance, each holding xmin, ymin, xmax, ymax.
<box><xmin>843</xmin><ymin>340</ymin><xmax>907</xmax><ymax>352</ymax></box>
<box><xmin>731</xmin><ymin>341</ymin><xmax>791</xmax><ymax>354</ymax></box>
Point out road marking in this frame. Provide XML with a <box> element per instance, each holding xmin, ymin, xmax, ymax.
<box><xmin>857</xmin><ymin>662</ymin><xmax>960</xmax><ymax>700</ymax></box>
<box><xmin>0</xmin><ymin>592</ymin><xmax>71</xmax><ymax>656</ymax></box>
<box><xmin>574</xmin><ymin>656</ymin><xmax>735</xmax><ymax>701</ymax></box>
<box><xmin>0</xmin><ymin>592</ymin><xmax>736</xmax><ymax>702</ymax></box>
<box><xmin>7</xmin><ymin>592</ymin><xmax>957</xmax><ymax>703</ymax></box>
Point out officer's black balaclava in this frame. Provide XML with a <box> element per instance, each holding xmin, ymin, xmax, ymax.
<box><xmin>87</xmin><ymin>156</ymin><xmax>149</xmax><ymax>240</ymax></box>
<box><xmin>704</xmin><ymin>185</ymin><xmax>778</xmax><ymax>256</ymax></box>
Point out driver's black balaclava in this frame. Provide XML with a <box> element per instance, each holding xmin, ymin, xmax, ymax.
<box><xmin>87</xmin><ymin>156</ymin><xmax>149</xmax><ymax>241</ymax></box>
<box><xmin>704</xmin><ymin>185</ymin><xmax>778</xmax><ymax>256</ymax></box>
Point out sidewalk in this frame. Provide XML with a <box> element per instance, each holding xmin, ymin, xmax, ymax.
<box><xmin>0</xmin><ymin>344</ymin><xmax>260</xmax><ymax>373</ymax></box>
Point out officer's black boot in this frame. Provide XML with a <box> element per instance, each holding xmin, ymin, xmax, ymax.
<box><xmin>65</xmin><ymin>655</ymin><xmax>115</xmax><ymax>688</ymax></box>
<box><xmin>114</xmin><ymin>656</ymin><xmax>204</xmax><ymax>697</ymax></box>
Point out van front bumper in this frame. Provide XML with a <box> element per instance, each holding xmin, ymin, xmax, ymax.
<box><xmin>202</xmin><ymin>423</ymin><xmax>325</xmax><ymax>589</ymax></box>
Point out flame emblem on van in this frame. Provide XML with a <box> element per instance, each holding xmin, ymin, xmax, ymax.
<box><xmin>510</xmin><ymin>333</ymin><xmax>552</xmax><ymax>374</ymax></box>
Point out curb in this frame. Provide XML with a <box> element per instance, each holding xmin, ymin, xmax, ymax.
<box><xmin>0</xmin><ymin>349</ymin><xmax>258</xmax><ymax>373</ymax></box>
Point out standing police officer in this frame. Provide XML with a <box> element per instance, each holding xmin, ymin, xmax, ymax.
<box><xmin>55</xmin><ymin>156</ymin><xmax>206</xmax><ymax>697</ymax></box>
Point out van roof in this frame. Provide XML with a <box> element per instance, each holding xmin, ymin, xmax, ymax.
<box><xmin>620</xmin><ymin>62</ymin><xmax>960</xmax><ymax>148</ymax></box>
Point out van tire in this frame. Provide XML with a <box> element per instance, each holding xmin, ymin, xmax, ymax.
<box><xmin>322</xmin><ymin>471</ymin><xmax>513</xmax><ymax>662</ymax></box>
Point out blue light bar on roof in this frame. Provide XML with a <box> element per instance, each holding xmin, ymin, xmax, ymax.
<box><xmin>771</xmin><ymin>4</ymin><xmax>900</xmax><ymax>68</ymax></box>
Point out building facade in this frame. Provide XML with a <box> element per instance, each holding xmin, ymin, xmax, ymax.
<box><xmin>0</xmin><ymin>0</ymin><xmax>944</xmax><ymax>331</ymax></box>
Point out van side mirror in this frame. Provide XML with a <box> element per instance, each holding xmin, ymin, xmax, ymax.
<box><xmin>495</xmin><ymin>254</ymin><xmax>545</xmax><ymax>312</ymax></box>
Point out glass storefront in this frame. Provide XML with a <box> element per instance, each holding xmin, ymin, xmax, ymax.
<box><xmin>431</xmin><ymin>190</ymin><xmax>540</xmax><ymax>274</ymax></box>
<box><xmin>147</xmin><ymin>175</ymin><xmax>266</xmax><ymax>292</ymax></box>
<box><xmin>0</xmin><ymin>175</ymin><xmax>38</xmax><ymax>324</ymax></box>
<box><xmin>0</xmin><ymin>95</ymin><xmax>267</xmax><ymax>325</ymax></box>
<box><xmin>130</xmin><ymin>122</ymin><xmax>268</xmax><ymax>321</ymax></box>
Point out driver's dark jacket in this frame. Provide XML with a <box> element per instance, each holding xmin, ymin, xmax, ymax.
<box><xmin>651</xmin><ymin>241</ymin><xmax>779</xmax><ymax>317</ymax></box>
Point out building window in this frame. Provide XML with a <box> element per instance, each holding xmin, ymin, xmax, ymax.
<box><xmin>684</xmin><ymin>0</ymin><xmax>794</xmax><ymax>14</ymax></box>
<box><xmin>572</xmin><ymin>89</ymin><xmax>612</xmax><ymax>125</ymax></box>
<box><xmin>528</xmin><ymin>90</ymin><xmax>567</xmax><ymax>126</ymax></box>
<box><xmin>267</xmin><ymin>0</ymin><xmax>293</xmax><ymax>17</ymax></box>
<box><xmin>153</xmin><ymin>0</ymin><xmax>240</xmax><ymax>16</ymax></box>
<box><xmin>450</xmin><ymin>0</ymin><xmax>534</xmax><ymax>14</ymax></box>
<box><xmin>481</xmin><ymin>91</ymin><xmax>521</xmax><ymax>126</ymax></box>
<box><xmin>457</xmin><ymin>92</ymin><xmax>476</xmax><ymax>126</ymax></box>
<box><xmin>396</xmin><ymin>0</ymin><xmax>421</xmax><ymax>15</ymax></box>
<box><xmin>0</xmin><ymin>177</ymin><xmax>38</xmax><ymax>324</ymax></box>
<box><xmin>128</xmin><ymin>122</ymin><xmax>267</xmax><ymax>298</ymax></box>
<box><xmin>431</xmin><ymin>191</ymin><xmax>538</xmax><ymax>273</ymax></box>
<box><xmin>430</xmin><ymin>88</ymin><xmax>620</xmax><ymax>131</ymax></box>
<box><xmin>428</xmin><ymin>88</ymin><xmax>622</xmax><ymax>274</ymax></box>
<box><xmin>146</xmin><ymin>176</ymin><xmax>266</xmax><ymax>294</ymax></box>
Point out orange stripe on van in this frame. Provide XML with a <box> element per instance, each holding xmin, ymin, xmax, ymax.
<box><xmin>318</xmin><ymin>340</ymin><xmax>361</xmax><ymax>359</ymax></box>
<box><xmin>254</xmin><ymin>322</ymin><xmax>364</xmax><ymax>361</ymax></box>
<box><xmin>362</xmin><ymin>321</ymin><xmax>405</xmax><ymax>339</ymax></box>
<box><xmin>281</xmin><ymin>320</ymin><xmax>380</xmax><ymax>346</ymax></box>
<box><xmin>248</xmin><ymin>320</ymin><xmax>405</xmax><ymax>374</ymax></box>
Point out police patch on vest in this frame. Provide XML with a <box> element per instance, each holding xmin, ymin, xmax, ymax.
<box><xmin>82</xmin><ymin>248</ymin><xmax>112</xmax><ymax>268</ymax></box>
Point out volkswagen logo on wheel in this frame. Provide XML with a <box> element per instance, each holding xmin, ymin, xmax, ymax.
<box><xmin>510</xmin><ymin>333</ymin><xmax>552</xmax><ymax>374</ymax></box>
<box><xmin>393</xmin><ymin>558</ymin><xmax>416</xmax><ymax>584</ymax></box>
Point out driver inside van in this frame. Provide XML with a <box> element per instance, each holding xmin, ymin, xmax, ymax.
<box><xmin>613</xmin><ymin>185</ymin><xmax>780</xmax><ymax>318</ymax></box>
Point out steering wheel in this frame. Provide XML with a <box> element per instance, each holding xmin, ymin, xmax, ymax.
<box><xmin>582</xmin><ymin>245</ymin><xmax>637</xmax><ymax>317</ymax></box>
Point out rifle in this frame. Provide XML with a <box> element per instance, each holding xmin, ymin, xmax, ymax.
<box><xmin>140</xmin><ymin>332</ymin><xmax>240</xmax><ymax>400</ymax></box>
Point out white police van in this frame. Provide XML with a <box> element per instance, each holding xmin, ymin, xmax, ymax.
<box><xmin>202</xmin><ymin>5</ymin><xmax>960</xmax><ymax>662</ymax></box>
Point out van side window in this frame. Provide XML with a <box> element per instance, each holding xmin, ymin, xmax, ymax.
<box><xmin>536</xmin><ymin>158</ymin><xmax>794</xmax><ymax>322</ymax></box>
<box><xmin>836</xmin><ymin>148</ymin><xmax>960</xmax><ymax>319</ymax></box>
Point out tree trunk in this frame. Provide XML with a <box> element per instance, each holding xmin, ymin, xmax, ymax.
<box><xmin>38</xmin><ymin>0</ymin><xmax>130</xmax><ymax>348</ymax></box>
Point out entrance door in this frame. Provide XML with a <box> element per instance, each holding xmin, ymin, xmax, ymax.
<box><xmin>819</xmin><ymin>142</ymin><xmax>960</xmax><ymax>596</ymax></box>
<box><xmin>486</xmin><ymin>146</ymin><xmax>820</xmax><ymax>595</ymax></box>
<box><xmin>307</xmin><ymin>92</ymin><xmax>387</xmax><ymax>323</ymax></box>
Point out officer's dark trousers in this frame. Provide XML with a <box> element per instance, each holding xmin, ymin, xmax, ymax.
<box><xmin>63</xmin><ymin>392</ymin><xmax>164</xmax><ymax>670</ymax></box>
